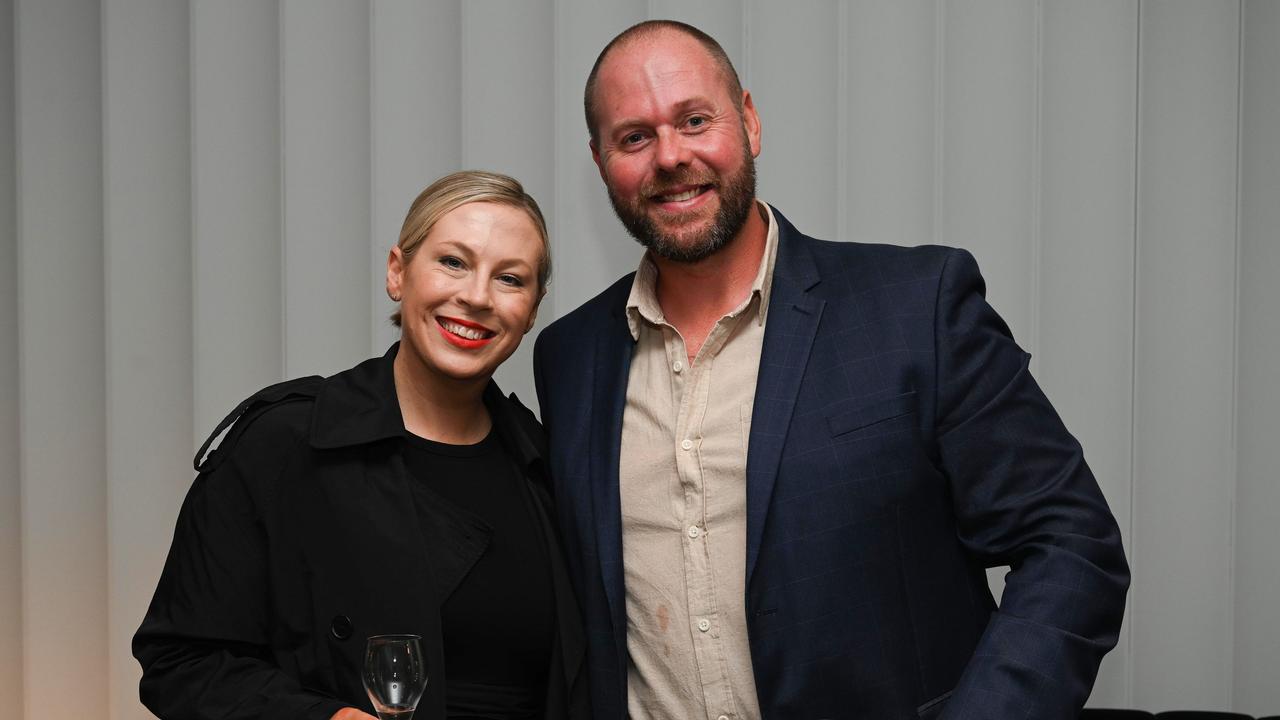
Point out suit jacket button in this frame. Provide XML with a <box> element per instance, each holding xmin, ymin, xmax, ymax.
<box><xmin>330</xmin><ymin>615</ymin><xmax>353</xmax><ymax>641</ymax></box>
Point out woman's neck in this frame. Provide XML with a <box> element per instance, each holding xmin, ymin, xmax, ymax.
<box><xmin>392</xmin><ymin>349</ymin><xmax>491</xmax><ymax>444</ymax></box>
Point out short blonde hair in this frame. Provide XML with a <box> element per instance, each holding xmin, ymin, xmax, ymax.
<box><xmin>391</xmin><ymin>170</ymin><xmax>551</xmax><ymax>327</ymax></box>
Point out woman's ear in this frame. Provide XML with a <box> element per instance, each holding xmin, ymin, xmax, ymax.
<box><xmin>386</xmin><ymin>246</ymin><xmax>405</xmax><ymax>301</ymax></box>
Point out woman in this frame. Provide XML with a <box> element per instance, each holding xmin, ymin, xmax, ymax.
<box><xmin>134</xmin><ymin>171</ymin><xmax>588</xmax><ymax>720</ymax></box>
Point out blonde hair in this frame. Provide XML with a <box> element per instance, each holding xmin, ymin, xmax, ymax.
<box><xmin>391</xmin><ymin>170</ymin><xmax>550</xmax><ymax>327</ymax></box>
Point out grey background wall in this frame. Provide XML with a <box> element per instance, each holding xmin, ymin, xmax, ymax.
<box><xmin>1</xmin><ymin>1</ymin><xmax>1277</xmax><ymax>718</ymax></box>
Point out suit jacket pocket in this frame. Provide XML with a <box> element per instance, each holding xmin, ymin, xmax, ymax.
<box><xmin>826</xmin><ymin>391</ymin><xmax>917</xmax><ymax>438</ymax></box>
<box><xmin>916</xmin><ymin>689</ymin><xmax>952</xmax><ymax>718</ymax></box>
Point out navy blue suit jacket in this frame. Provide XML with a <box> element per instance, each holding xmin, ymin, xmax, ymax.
<box><xmin>533</xmin><ymin>207</ymin><xmax>1128</xmax><ymax>719</ymax></box>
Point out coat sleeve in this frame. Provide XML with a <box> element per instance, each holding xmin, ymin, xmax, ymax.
<box><xmin>931</xmin><ymin>249</ymin><xmax>1129</xmax><ymax>719</ymax></box>
<box><xmin>132</xmin><ymin>409</ymin><xmax>351</xmax><ymax>720</ymax></box>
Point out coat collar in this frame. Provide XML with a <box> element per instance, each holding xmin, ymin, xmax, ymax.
<box><xmin>309</xmin><ymin>343</ymin><xmax>546</xmax><ymax>473</ymax></box>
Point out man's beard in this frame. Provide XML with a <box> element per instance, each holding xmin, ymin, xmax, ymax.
<box><xmin>607</xmin><ymin>145</ymin><xmax>757</xmax><ymax>264</ymax></box>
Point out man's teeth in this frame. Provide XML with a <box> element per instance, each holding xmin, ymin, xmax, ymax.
<box><xmin>442</xmin><ymin>321</ymin><xmax>491</xmax><ymax>340</ymax></box>
<box><xmin>658</xmin><ymin>188</ymin><xmax>702</xmax><ymax>202</ymax></box>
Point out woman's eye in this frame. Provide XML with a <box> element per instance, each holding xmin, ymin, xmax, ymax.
<box><xmin>497</xmin><ymin>274</ymin><xmax>525</xmax><ymax>287</ymax></box>
<box><xmin>440</xmin><ymin>256</ymin><xmax>464</xmax><ymax>270</ymax></box>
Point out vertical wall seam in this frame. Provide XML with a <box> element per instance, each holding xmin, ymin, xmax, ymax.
<box><xmin>1126</xmin><ymin>0</ymin><xmax>1142</xmax><ymax>706</ymax></box>
<box><xmin>1227</xmin><ymin>0</ymin><xmax>1244</xmax><ymax>707</ymax></box>
<box><xmin>189</xmin><ymin>2</ymin><xmax>201</xmax><ymax>450</ymax></box>
<box><xmin>1030</xmin><ymin>0</ymin><xmax>1043</xmax><ymax>361</ymax></box>
<box><xmin>931</xmin><ymin>0</ymin><xmax>945</xmax><ymax>247</ymax></box>
<box><xmin>277</xmin><ymin>0</ymin><xmax>288</xmax><ymax>379</ymax></box>
<box><xmin>836</xmin><ymin>0</ymin><xmax>848</xmax><ymax>241</ymax></box>
<box><xmin>367</xmin><ymin>1</ymin><xmax>377</xmax><ymax>354</ymax></box>
<box><xmin>97</xmin><ymin>6</ymin><xmax>117</xmax><ymax>714</ymax></box>
<box><xmin>12</xmin><ymin>1</ymin><xmax>27</xmax><ymax>715</ymax></box>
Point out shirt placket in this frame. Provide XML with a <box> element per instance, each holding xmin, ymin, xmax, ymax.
<box><xmin>667</xmin><ymin>319</ymin><xmax>741</xmax><ymax>720</ymax></box>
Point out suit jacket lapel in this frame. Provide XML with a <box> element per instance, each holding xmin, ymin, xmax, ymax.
<box><xmin>746</xmin><ymin>214</ymin><xmax>823</xmax><ymax>587</ymax></box>
<box><xmin>590</xmin><ymin>308</ymin><xmax>633</xmax><ymax>639</ymax></box>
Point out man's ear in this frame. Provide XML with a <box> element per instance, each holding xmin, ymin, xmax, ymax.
<box><xmin>741</xmin><ymin>90</ymin><xmax>762</xmax><ymax>158</ymax></box>
<box><xmin>590</xmin><ymin>139</ymin><xmax>607</xmax><ymax>182</ymax></box>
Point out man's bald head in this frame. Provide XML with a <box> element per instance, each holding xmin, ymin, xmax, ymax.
<box><xmin>584</xmin><ymin>20</ymin><xmax>744</xmax><ymax>146</ymax></box>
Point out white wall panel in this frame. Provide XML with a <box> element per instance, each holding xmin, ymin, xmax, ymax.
<box><xmin>553</xmin><ymin>0</ymin><xmax>646</xmax><ymax>317</ymax></box>
<box><xmin>842</xmin><ymin>0</ymin><xmax>937</xmax><ymax>245</ymax></box>
<box><xmin>0</xmin><ymin>0</ymin><xmax>20</xmax><ymax>710</ymax></box>
<box><xmin>1036</xmin><ymin>1</ymin><xmax>1139</xmax><ymax>707</ymax></box>
<box><xmin>101</xmin><ymin>1</ymin><xmax>191</xmax><ymax>718</ymax></box>
<box><xmin>648</xmin><ymin>0</ymin><xmax>746</xmax><ymax>74</ymax></box>
<box><xmin>191</xmin><ymin>0</ymin><xmax>282</xmax><ymax>435</ymax></box>
<box><xmin>940</xmin><ymin>0</ymin><xmax>1039</xmax><ymax>349</ymax></box>
<box><xmin>1234</xmin><ymin>0</ymin><xmax>1280</xmax><ymax>714</ymax></box>
<box><xmin>462</xmin><ymin>0</ymin><xmax>555</xmax><ymax>404</ymax></box>
<box><xmin>370</xmin><ymin>0</ymin><xmax>462</xmax><ymax>354</ymax></box>
<box><xmin>280</xmin><ymin>0</ymin><xmax>371</xmax><ymax>378</ymax></box>
<box><xmin>15</xmin><ymin>1</ymin><xmax>108</xmax><ymax>718</ymax></box>
<box><xmin>749</xmin><ymin>0</ymin><xmax>840</xmax><ymax>240</ymax></box>
<box><xmin>1132</xmin><ymin>1</ymin><xmax>1240</xmax><ymax>711</ymax></box>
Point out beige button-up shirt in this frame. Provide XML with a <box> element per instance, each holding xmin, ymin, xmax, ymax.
<box><xmin>620</xmin><ymin>202</ymin><xmax>779</xmax><ymax>720</ymax></box>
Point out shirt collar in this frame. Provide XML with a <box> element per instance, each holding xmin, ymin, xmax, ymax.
<box><xmin>625</xmin><ymin>200</ymin><xmax>780</xmax><ymax>341</ymax></box>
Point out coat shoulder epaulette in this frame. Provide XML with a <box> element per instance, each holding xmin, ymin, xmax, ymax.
<box><xmin>194</xmin><ymin>375</ymin><xmax>325</xmax><ymax>474</ymax></box>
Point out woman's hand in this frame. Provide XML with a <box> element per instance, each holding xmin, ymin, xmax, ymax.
<box><xmin>329</xmin><ymin>708</ymin><xmax>377</xmax><ymax>720</ymax></box>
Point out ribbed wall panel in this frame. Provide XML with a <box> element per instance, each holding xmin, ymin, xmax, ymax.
<box><xmin>190</xmin><ymin>0</ymin><xmax>282</xmax><ymax>435</ymax></box>
<box><xmin>1233</xmin><ymin>0</ymin><xmax>1280</xmax><ymax>713</ymax></box>
<box><xmin>0</xmin><ymin>0</ymin><xmax>20</xmax><ymax>710</ymax></box>
<box><xmin>1132</xmin><ymin>0</ymin><xmax>1241</xmax><ymax>710</ymax></box>
<box><xmin>841</xmin><ymin>0</ymin><xmax>937</xmax><ymax>246</ymax></box>
<box><xmin>280</xmin><ymin>0</ymin><xmax>371</xmax><ymax>378</ymax></box>
<box><xmin>1036</xmin><ymin>1</ymin><xmax>1139</xmax><ymax>706</ymax></box>
<box><xmin>462</xmin><ymin>0</ymin><xmax>556</xmax><ymax>404</ymax></box>
<box><xmin>939</xmin><ymin>0</ymin><xmax>1039</xmax><ymax>348</ymax></box>
<box><xmin>370</xmin><ymin>0</ymin><xmax>462</xmax><ymax>354</ymax></box>
<box><xmin>101</xmin><ymin>1</ymin><xmax>192</xmax><ymax>718</ymax></box>
<box><xmin>749</xmin><ymin>0</ymin><xmax>841</xmax><ymax>241</ymax></box>
<box><xmin>15</xmin><ymin>1</ymin><xmax>108</xmax><ymax>718</ymax></box>
<box><xmin>552</xmin><ymin>0</ymin><xmax>646</xmax><ymax>317</ymax></box>
<box><xmin>0</xmin><ymin>4</ymin><xmax>1275</xmax><ymax>715</ymax></box>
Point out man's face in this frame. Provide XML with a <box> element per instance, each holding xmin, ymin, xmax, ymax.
<box><xmin>590</xmin><ymin>32</ymin><xmax>762</xmax><ymax>263</ymax></box>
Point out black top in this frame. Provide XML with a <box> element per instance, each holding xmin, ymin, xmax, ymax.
<box><xmin>404</xmin><ymin>430</ymin><xmax>554</xmax><ymax>720</ymax></box>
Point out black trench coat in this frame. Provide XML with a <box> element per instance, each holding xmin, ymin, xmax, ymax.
<box><xmin>134</xmin><ymin>344</ymin><xmax>588</xmax><ymax>720</ymax></box>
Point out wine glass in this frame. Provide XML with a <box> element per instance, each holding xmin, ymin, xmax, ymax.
<box><xmin>362</xmin><ymin>634</ymin><xmax>427</xmax><ymax>720</ymax></box>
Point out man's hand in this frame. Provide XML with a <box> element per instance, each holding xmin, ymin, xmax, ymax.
<box><xmin>329</xmin><ymin>709</ymin><xmax>377</xmax><ymax>720</ymax></box>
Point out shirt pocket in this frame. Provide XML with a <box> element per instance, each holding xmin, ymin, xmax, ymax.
<box><xmin>826</xmin><ymin>391</ymin><xmax>918</xmax><ymax>438</ymax></box>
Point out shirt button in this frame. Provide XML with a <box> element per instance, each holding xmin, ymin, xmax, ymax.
<box><xmin>680</xmin><ymin>438</ymin><xmax>693</xmax><ymax>451</ymax></box>
<box><xmin>697</xmin><ymin>618</ymin><xmax>711</xmax><ymax>632</ymax></box>
<box><xmin>687</xmin><ymin>525</ymin><xmax>700</xmax><ymax>539</ymax></box>
<box><xmin>673</xmin><ymin>360</ymin><xmax>684</xmax><ymax>373</ymax></box>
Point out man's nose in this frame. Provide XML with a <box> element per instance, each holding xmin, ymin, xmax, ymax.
<box><xmin>654</xmin><ymin>129</ymin><xmax>691</xmax><ymax>171</ymax></box>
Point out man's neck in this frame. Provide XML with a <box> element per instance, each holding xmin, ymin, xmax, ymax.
<box><xmin>653</xmin><ymin>202</ymin><xmax>769</xmax><ymax>361</ymax></box>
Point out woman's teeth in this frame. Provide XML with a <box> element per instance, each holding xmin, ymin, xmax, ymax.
<box><xmin>441</xmin><ymin>320</ymin><xmax>491</xmax><ymax>340</ymax></box>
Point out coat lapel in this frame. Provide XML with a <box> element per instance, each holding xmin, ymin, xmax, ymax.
<box><xmin>590</xmin><ymin>308</ymin><xmax>634</xmax><ymax>639</ymax></box>
<box><xmin>745</xmin><ymin>214</ymin><xmax>823</xmax><ymax>587</ymax></box>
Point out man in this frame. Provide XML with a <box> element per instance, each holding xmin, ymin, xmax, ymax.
<box><xmin>533</xmin><ymin>20</ymin><xmax>1128</xmax><ymax>720</ymax></box>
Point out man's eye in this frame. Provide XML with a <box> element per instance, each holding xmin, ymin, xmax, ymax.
<box><xmin>687</xmin><ymin>116</ymin><xmax>706</xmax><ymax>128</ymax></box>
<box><xmin>623</xmin><ymin>132</ymin><xmax>645</xmax><ymax>145</ymax></box>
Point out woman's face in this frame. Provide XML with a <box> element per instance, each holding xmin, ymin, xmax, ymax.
<box><xmin>387</xmin><ymin>201</ymin><xmax>543</xmax><ymax>387</ymax></box>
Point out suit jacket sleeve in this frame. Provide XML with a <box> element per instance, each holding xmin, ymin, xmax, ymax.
<box><xmin>932</xmin><ymin>249</ymin><xmax>1129</xmax><ymax>719</ymax></box>
<box><xmin>132</xmin><ymin>410</ymin><xmax>349</xmax><ymax>720</ymax></box>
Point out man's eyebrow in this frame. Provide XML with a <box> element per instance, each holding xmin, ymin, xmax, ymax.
<box><xmin>607</xmin><ymin>96</ymin><xmax>719</xmax><ymax>132</ymax></box>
